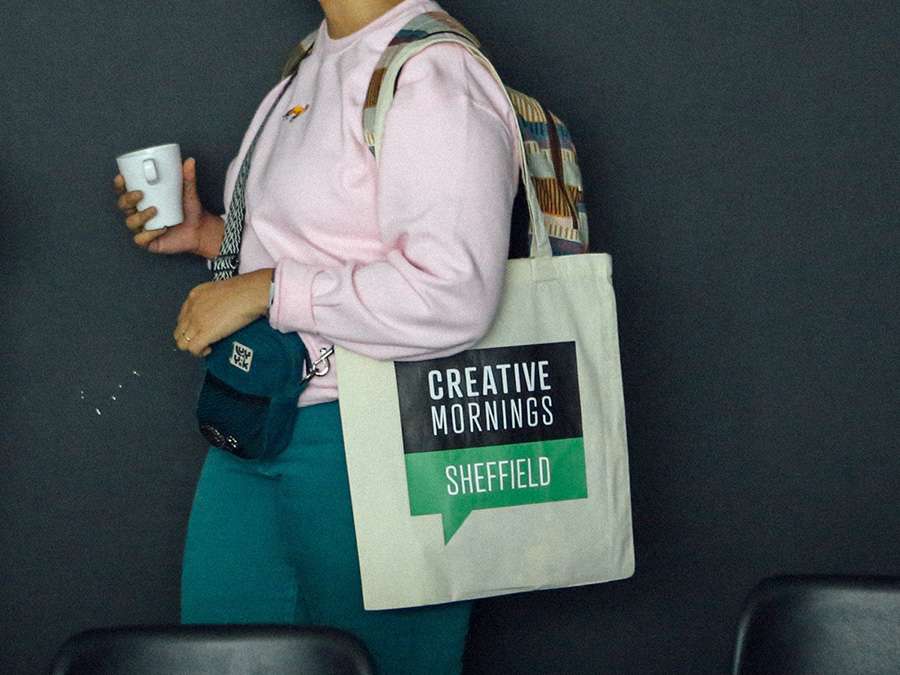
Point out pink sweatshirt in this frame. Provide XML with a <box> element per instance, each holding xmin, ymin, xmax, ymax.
<box><xmin>227</xmin><ymin>0</ymin><xmax>521</xmax><ymax>406</ymax></box>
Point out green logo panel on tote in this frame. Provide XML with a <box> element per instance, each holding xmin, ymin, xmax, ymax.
<box><xmin>395</xmin><ymin>342</ymin><xmax>588</xmax><ymax>543</ymax></box>
<box><xmin>405</xmin><ymin>438</ymin><xmax>588</xmax><ymax>543</ymax></box>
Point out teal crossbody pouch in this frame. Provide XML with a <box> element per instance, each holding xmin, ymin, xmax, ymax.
<box><xmin>196</xmin><ymin>318</ymin><xmax>311</xmax><ymax>460</ymax></box>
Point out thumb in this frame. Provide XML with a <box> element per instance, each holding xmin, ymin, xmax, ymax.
<box><xmin>182</xmin><ymin>157</ymin><xmax>200</xmax><ymax>205</ymax></box>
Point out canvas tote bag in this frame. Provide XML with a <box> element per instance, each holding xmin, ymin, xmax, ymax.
<box><xmin>330</xmin><ymin>17</ymin><xmax>634</xmax><ymax>611</ymax></box>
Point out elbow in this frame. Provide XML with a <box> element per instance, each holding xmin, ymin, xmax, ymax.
<box><xmin>433</xmin><ymin>276</ymin><xmax>504</xmax><ymax>354</ymax></box>
<box><xmin>465</xmin><ymin>294</ymin><xmax>501</xmax><ymax>348</ymax></box>
<box><xmin>383</xmin><ymin>246</ymin><xmax>508</xmax><ymax>358</ymax></box>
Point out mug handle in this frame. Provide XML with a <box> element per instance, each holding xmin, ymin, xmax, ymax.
<box><xmin>142</xmin><ymin>158</ymin><xmax>160</xmax><ymax>184</ymax></box>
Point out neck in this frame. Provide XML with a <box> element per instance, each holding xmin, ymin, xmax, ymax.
<box><xmin>318</xmin><ymin>0</ymin><xmax>407</xmax><ymax>39</ymax></box>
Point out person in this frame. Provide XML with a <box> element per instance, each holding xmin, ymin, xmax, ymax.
<box><xmin>113</xmin><ymin>0</ymin><xmax>522</xmax><ymax>672</ymax></box>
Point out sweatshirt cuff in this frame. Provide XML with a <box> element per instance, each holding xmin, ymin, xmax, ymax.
<box><xmin>268</xmin><ymin>259</ymin><xmax>322</xmax><ymax>334</ymax></box>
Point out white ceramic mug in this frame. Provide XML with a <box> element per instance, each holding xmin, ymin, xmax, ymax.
<box><xmin>116</xmin><ymin>143</ymin><xmax>184</xmax><ymax>230</ymax></box>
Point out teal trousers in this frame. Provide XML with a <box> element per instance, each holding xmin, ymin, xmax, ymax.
<box><xmin>180</xmin><ymin>400</ymin><xmax>473</xmax><ymax>674</ymax></box>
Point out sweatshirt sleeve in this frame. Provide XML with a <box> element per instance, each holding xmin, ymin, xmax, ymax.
<box><xmin>268</xmin><ymin>42</ymin><xmax>522</xmax><ymax>361</ymax></box>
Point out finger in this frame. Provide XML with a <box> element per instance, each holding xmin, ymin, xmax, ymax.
<box><xmin>189</xmin><ymin>336</ymin><xmax>209</xmax><ymax>357</ymax></box>
<box><xmin>182</xmin><ymin>283</ymin><xmax>211</xmax><ymax>320</ymax></box>
<box><xmin>182</xmin><ymin>157</ymin><xmax>199</xmax><ymax>202</ymax></box>
<box><xmin>174</xmin><ymin>324</ymin><xmax>196</xmax><ymax>352</ymax></box>
<box><xmin>116</xmin><ymin>189</ymin><xmax>143</xmax><ymax>212</ymax></box>
<box><xmin>173</xmin><ymin>324</ymin><xmax>207</xmax><ymax>357</ymax></box>
<box><xmin>173</xmin><ymin>321</ymin><xmax>186</xmax><ymax>343</ymax></box>
<box><xmin>201</xmin><ymin>347</ymin><xmax>212</xmax><ymax>357</ymax></box>
<box><xmin>133</xmin><ymin>227</ymin><xmax>167</xmax><ymax>249</ymax></box>
<box><xmin>177</xmin><ymin>292</ymin><xmax>195</xmax><ymax>324</ymax></box>
<box><xmin>125</xmin><ymin>206</ymin><xmax>157</xmax><ymax>233</ymax></box>
<box><xmin>113</xmin><ymin>174</ymin><xmax>126</xmax><ymax>195</ymax></box>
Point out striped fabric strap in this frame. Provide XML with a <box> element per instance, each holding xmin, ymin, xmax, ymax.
<box><xmin>212</xmin><ymin>71</ymin><xmax>298</xmax><ymax>281</ymax></box>
<box><xmin>357</xmin><ymin>12</ymin><xmax>553</xmax><ymax>258</ymax></box>
<box><xmin>359</xmin><ymin>11</ymin><xmax>483</xmax><ymax>158</ymax></box>
<box><xmin>508</xmin><ymin>88</ymin><xmax>588</xmax><ymax>253</ymax></box>
<box><xmin>371</xmin><ymin>14</ymin><xmax>586</xmax><ymax>254</ymax></box>
<box><xmin>367</xmin><ymin>14</ymin><xmax>587</xmax><ymax>254</ymax></box>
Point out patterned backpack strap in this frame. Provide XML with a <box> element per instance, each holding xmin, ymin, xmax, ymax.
<box><xmin>361</xmin><ymin>11</ymin><xmax>482</xmax><ymax>157</ymax></box>
<box><xmin>506</xmin><ymin>88</ymin><xmax>588</xmax><ymax>254</ymax></box>
<box><xmin>280</xmin><ymin>27</ymin><xmax>319</xmax><ymax>80</ymax></box>
<box><xmin>364</xmin><ymin>10</ymin><xmax>588</xmax><ymax>256</ymax></box>
<box><xmin>362</xmin><ymin>11</ymin><xmax>555</xmax><ymax>258</ymax></box>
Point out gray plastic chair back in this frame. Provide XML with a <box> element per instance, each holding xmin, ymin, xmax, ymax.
<box><xmin>49</xmin><ymin>624</ymin><xmax>376</xmax><ymax>675</ymax></box>
<box><xmin>733</xmin><ymin>575</ymin><xmax>900</xmax><ymax>675</ymax></box>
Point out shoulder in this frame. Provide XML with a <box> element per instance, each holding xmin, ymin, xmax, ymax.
<box><xmin>395</xmin><ymin>42</ymin><xmax>473</xmax><ymax>88</ymax></box>
<box><xmin>393</xmin><ymin>41</ymin><xmax>515</xmax><ymax>129</ymax></box>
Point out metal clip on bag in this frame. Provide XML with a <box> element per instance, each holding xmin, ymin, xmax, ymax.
<box><xmin>195</xmin><ymin>68</ymin><xmax>322</xmax><ymax>461</ymax></box>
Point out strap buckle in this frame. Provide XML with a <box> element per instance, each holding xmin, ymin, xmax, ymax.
<box><xmin>301</xmin><ymin>345</ymin><xmax>335</xmax><ymax>384</ymax></box>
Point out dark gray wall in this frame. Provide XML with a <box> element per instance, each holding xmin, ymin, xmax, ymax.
<box><xmin>2</xmin><ymin>1</ymin><xmax>897</xmax><ymax>673</ymax></box>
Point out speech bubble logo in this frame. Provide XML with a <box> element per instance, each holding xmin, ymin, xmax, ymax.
<box><xmin>405</xmin><ymin>438</ymin><xmax>588</xmax><ymax>544</ymax></box>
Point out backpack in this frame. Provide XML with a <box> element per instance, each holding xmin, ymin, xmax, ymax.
<box><xmin>281</xmin><ymin>10</ymin><xmax>589</xmax><ymax>256</ymax></box>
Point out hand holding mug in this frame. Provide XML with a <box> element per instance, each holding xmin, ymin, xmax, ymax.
<box><xmin>114</xmin><ymin>151</ymin><xmax>222</xmax><ymax>256</ymax></box>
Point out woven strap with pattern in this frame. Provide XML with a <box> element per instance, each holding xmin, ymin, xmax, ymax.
<box><xmin>212</xmin><ymin>71</ymin><xmax>299</xmax><ymax>280</ymax></box>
